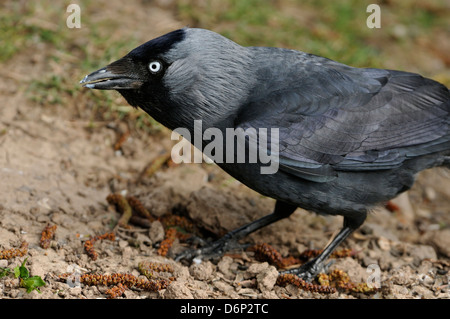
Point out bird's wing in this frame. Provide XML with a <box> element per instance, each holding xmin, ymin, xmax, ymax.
<box><xmin>236</xmin><ymin>54</ymin><xmax>450</xmax><ymax>182</ymax></box>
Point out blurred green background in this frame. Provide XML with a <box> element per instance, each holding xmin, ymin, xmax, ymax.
<box><xmin>1</xmin><ymin>0</ymin><xmax>449</xmax><ymax>131</ymax></box>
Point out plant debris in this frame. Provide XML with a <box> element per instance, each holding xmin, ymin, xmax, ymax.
<box><xmin>0</xmin><ymin>241</ymin><xmax>29</xmax><ymax>260</ymax></box>
<box><xmin>114</xmin><ymin>130</ymin><xmax>130</xmax><ymax>151</ymax></box>
<box><xmin>84</xmin><ymin>232</ymin><xmax>116</xmax><ymax>261</ymax></box>
<box><xmin>249</xmin><ymin>243</ymin><xmax>356</xmax><ymax>268</ymax></box>
<box><xmin>277</xmin><ymin>274</ymin><xmax>337</xmax><ymax>294</ymax></box>
<box><xmin>158</xmin><ymin>228</ymin><xmax>178</xmax><ymax>257</ymax></box>
<box><xmin>138</xmin><ymin>261</ymin><xmax>175</xmax><ymax>280</ymax></box>
<box><xmin>107</xmin><ymin>193</ymin><xmax>133</xmax><ymax>229</ymax></box>
<box><xmin>57</xmin><ymin>272</ymin><xmax>171</xmax><ymax>298</ymax></box>
<box><xmin>138</xmin><ymin>152</ymin><xmax>172</xmax><ymax>181</ymax></box>
<box><xmin>318</xmin><ymin>269</ymin><xmax>378</xmax><ymax>294</ymax></box>
<box><xmin>250</xmin><ymin>243</ymin><xmax>377</xmax><ymax>295</ymax></box>
<box><xmin>105</xmin><ymin>282</ymin><xmax>127</xmax><ymax>299</ymax></box>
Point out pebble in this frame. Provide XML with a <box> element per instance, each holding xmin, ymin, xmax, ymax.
<box><xmin>424</xmin><ymin>187</ymin><xmax>436</xmax><ymax>201</ymax></box>
<box><xmin>256</xmin><ymin>266</ymin><xmax>278</xmax><ymax>292</ymax></box>
<box><xmin>408</xmin><ymin>244</ymin><xmax>437</xmax><ymax>262</ymax></box>
<box><xmin>429</xmin><ymin>229</ymin><xmax>450</xmax><ymax>258</ymax></box>
<box><xmin>217</xmin><ymin>256</ymin><xmax>234</xmax><ymax>278</ymax></box>
<box><xmin>246</xmin><ymin>262</ymin><xmax>269</xmax><ymax>277</ymax></box>
<box><xmin>164</xmin><ymin>280</ymin><xmax>194</xmax><ymax>299</ymax></box>
<box><xmin>377</xmin><ymin>236</ymin><xmax>391</xmax><ymax>251</ymax></box>
<box><xmin>148</xmin><ymin>220</ymin><xmax>165</xmax><ymax>243</ymax></box>
<box><xmin>189</xmin><ymin>261</ymin><xmax>213</xmax><ymax>281</ymax></box>
<box><xmin>69</xmin><ymin>287</ymin><xmax>82</xmax><ymax>296</ymax></box>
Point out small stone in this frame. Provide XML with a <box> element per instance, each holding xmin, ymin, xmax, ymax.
<box><xmin>118</xmin><ymin>240</ymin><xmax>128</xmax><ymax>248</ymax></box>
<box><xmin>256</xmin><ymin>265</ymin><xmax>278</xmax><ymax>291</ymax></box>
<box><xmin>424</xmin><ymin>187</ymin><xmax>437</xmax><ymax>201</ymax></box>
<box><xmin>189</xmin><ymin>261</ymin><xmax>213</xmax><ymax>281</ymax></box>
<box><xmin>148</xmin><ymin>221</ymin><xmax>165</xmax><ymax>243</ymax></box>
<box><xmin>246</xmin><ymin>262</ymin><xmax>269</xmax><ymax>276</ymax></box>
<box><xmin>213</xmin><ymin>280</ymin><xmax>233</xmax><ymax>293</ymax></box>
<box><xmin>408</xmin><ymin>244</ymin><xmax>437</xmax><ymax>262</ymax></box>
<box><xmin>377</xmin><ymin>236</ymin><xmax>391</xmax><ymax>251</ymax></box>
<box><xmin>69</xmin><ymin>287</ymin><xmax>82</xmax><ymax>297</ymax></box>
<box><xmin>123</xmin><ymin>289</ymin><xmax>137</xmax><ymax>299</ymax></box>
<box><xmin>217</xmin><ymin>256</ymin><xmax>233</xmax><ymax>278</ymax></box>
<box><xmin>411</xmin><ymin>285</ymin><xmax>434</xmax><ymax>299</ymax></box>
<box><xmin>428</xmin><ymin>229</ymin><xmax>450</xmax><ymax>258</ymax></box>
<box><xmin>121</xmin><ymin>246</ymin><xmax>133</xmax><ymax>260</ymax></box>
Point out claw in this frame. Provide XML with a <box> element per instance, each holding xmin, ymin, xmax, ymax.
<box><xmin>174</xmin><ymin>248</ymin><xmax>203</xmax><ymax>262</ymax></box>
<box><xmin>185</xmin><ymin>235</ymin><xmax>207</xmax><ymax>246</ymax></box>
<box><xmin>174</xmin><ymin>236</ymin><xmax>247</xmax><ymax>262</ymax></box>
<box><xmin>281</xmin><ymin>259</ymin><xmax>335</xmax><ymax>282</ymax></box>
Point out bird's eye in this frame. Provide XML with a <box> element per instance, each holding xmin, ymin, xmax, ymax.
<box><xmin>149</xmin><ymin>61</ymin><xmax>162</xmax><ymax>73</ymax></box>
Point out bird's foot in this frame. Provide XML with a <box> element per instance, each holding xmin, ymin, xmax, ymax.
<box><xmin>281</xmin><ymin>259</ymin><xmax>335</xmax><ymax>282</ymax></box>
<box><xmin>175</xmin><ymin>233</ymin><xmax>247</xmax><ymax>262</ymax></box>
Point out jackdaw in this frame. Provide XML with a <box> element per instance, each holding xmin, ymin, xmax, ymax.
<box><xmin>81</xmin><ymin>28</ymin><xmax>450</xmax><ymax>280</ymax></box>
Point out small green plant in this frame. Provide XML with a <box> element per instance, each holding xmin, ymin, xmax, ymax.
<box><xmin>0</xmin><ymin>258</ymin><xmax>46</xmax><ymax>293</ymax></box>
<box><xmin>14</xmin><ymin>258</ymin><xmax>46</xmax><ymax>293</ymax></box>
<box><xmin>0</xmin><ymin>267</ymin><xmax>11</xmax><ymax>278</ymax></box>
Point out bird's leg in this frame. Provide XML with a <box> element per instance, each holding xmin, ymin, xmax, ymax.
<box><xmin>175</xmin><ymin>201</ymin><xmax>297</xmax><ymax>262</ymax></box>
<box><xmin>282</xmin><ymin>227</ymin><xmax>353</xmax><ymax>281</ymax></box>
<box><xmin>282</xmin><ymin>214</ymin><xmax>365</xmax><ymax>281</ymax></box>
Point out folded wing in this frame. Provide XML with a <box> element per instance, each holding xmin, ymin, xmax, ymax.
<box><xmin>236</xmin><ymin>51</ymin><xmax>450</xmax><ymax>182</ymax></box>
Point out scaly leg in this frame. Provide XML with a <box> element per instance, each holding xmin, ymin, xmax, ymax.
<box><xmin>175</xmin><ymin>200</ymin><xmax>297</xmax><ymax>261</ymax></box>
<box><xmin>282</xmin><ymin>214</ymin><xmax>366</xmax><ymax>281</ymax></box>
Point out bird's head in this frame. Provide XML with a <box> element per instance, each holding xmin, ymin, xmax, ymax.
<box><xmin>81</xmin><ymin>28</ymin><xmax>255</xmax><ymax>130</ymax></box>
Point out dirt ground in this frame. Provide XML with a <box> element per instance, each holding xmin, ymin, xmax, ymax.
<box><xmin>0</xmin><ymin>1</ymin><xmax>449</xmax><ymax>300</ymax></box>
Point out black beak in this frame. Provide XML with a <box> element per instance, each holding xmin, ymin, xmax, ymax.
<box><xmin>80</xmin><ymin>58</ymin><xmax>143</xmax><ymax>90</ymax></box>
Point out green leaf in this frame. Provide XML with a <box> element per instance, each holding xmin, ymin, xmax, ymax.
<box><xmin>13</xmin><ymin>265</ymin><xmax>21</xmax><ymax>278</ymax></box>
<box><xmin>12</xmin><ymin>258</ymin><xmax>46</xmax><ymax>293</ymax></box>
<box><xmin>0</xmin><ymin>267</ymin><xmax>11</xmax><ymax>278</ymax></box>
<box><xmin>21</xmin><ymin>276</ymin><xmax>46</xmax><ymax>293</ymax></box>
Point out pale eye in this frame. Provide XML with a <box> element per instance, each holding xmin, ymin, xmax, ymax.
<box><xmin>149</xmin><ymin>61</ymin><xmax>162</xmax><ymax>73</ymax></box>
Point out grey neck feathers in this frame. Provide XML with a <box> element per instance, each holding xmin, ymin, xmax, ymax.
<box><xmin>163</xmin><ymin>29</ymin><xmax>256</xmax><ymax>131</ymax></box>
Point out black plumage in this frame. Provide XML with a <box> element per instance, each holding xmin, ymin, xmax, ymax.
<box><xmin>81</xmin><ymin>28</ymin><xmax>450</xmax><ymax>280</ymax></box>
